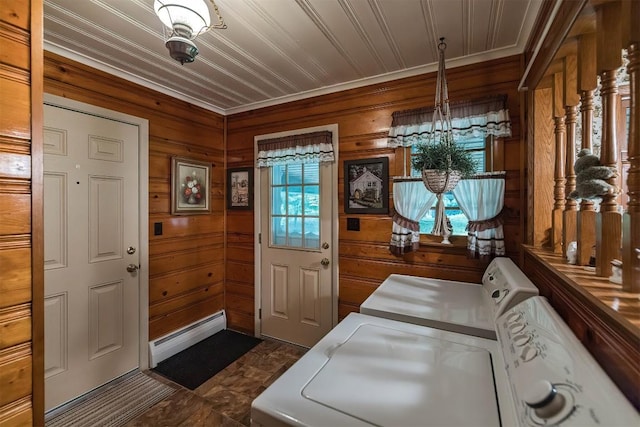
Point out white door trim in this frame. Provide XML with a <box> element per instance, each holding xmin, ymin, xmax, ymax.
<box><xmin>253</xmin><ymin>124</ymin><xmax>339</xmax><ymax>338</ymax></box>
<box><xmin>43</xmin><ymin>93</ymin><xmax>150</xmax><ymax>370</ymax></box>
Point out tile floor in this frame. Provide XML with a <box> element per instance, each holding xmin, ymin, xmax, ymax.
<box><xmin>127</xmin><ymin>338</ymin><xmax>307</xmax><ymax>427</ymax></box>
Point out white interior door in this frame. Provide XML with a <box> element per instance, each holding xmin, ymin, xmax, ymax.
<box><xmin>260</xmin><ymin>161</ymin><xmax>334</xmax><ymax>347</ymax></box>
<box><xmin>43</xmin><ymin>104</ymin><xmax>140</xmax><ymax>411</ymax></box>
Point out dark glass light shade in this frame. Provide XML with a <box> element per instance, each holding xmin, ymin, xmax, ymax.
<box><xmin>165</xmin><ymin>36</ymin><xmax>199</xmax><ymax>65</ymax></box>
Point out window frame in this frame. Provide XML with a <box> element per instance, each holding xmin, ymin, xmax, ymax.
<box><xmin>407</xmin><ymin>135</ymin><xmax>503</xmax><ymax>243</ymax></box>
<box><xmin>269</xmin><ymin>162</ymin><xmax>321</xmax><ymax>250</ymax></box>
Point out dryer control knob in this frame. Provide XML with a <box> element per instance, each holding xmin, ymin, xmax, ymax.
<box><xmin>509</xmin><ymin>322</ymin><xmax>526</xmax><ymax>334</ymax></box>
<box><xmin>524</xmin><ymin>380</ymin><xmax>566</xmax><ymax>420</ymax></box>
<box><xmin>505</xmin><ymin>312</ymin><xmax>522</xmax><ymax>324</ymax></box>
<box><xmin>520</xmin><ymin>345</ymin><xmax>538</xmax><ymax>362</ymax></box>
<box><xmin>513</xmin><ymin>333</ymin><xmax>532</xmax><ymax>347</ymax></box>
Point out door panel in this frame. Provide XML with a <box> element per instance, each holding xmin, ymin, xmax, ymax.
<box><xmin>43</xmin><ymin>172</ymin><xmax>67</xmax><ymax>269</ymax></box>
<box><xmin>89</xmin><ymin>176</ymin><xmax>123</xmax><ymax>262</ymax></box>
<box><xmin>300</xmin><ymin>268</ymin><xmax>320</xmax><ymax>326</ymax></box>
<box><xmin>44</xmin><ymin>104</ymin><xmax>139</xmax><ymax>411</ymax></box>
<box><xmin>271</xmin><ymin>265</ymin><xmax>289</xmax><ymax>317</ymax></box>
<box><xmin>260</xmin><ymin>161</ymin><xmax>333</xmax><ymax>347</ymax></box>
<box><xmin>44</xmin><ymin>293</ymin><xmax>67</xmax><ymax>378</ymax></box>
<box><xmin>88</xmin><ymin>280</ymin><xmax>123</xmax><ymax>359</ymax></box>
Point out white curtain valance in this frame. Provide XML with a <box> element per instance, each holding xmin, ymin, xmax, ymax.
<box><xmin>388</xmin><ymin>95</ymin><xmax>512</xmax><ymax>148</ymax></box>
<box><xmin>257</xmin><ymin>131</ymin><xmax>334</xmax><ymax>167</ymax></box>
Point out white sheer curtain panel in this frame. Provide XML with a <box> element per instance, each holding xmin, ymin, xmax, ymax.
<box><xmin>452</xmin><ymin>172</ymin><xmax>506</xmax><ymax>258</ymax></box>
<box><xmin>390</xmin><ymin>178</ymin><xmax>437</xmax><ymax>256</ymax></box>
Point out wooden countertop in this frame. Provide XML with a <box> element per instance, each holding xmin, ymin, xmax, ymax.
<box><xmin>523</xmin><ymin>246</ymin><xmax>640</xmax><ymax>330</ymax></box>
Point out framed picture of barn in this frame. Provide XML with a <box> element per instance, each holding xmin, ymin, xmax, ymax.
<box><xmin>344</xmin><ymin>157</ymin><xmax>389</xmax><ymax>214</ymax></box>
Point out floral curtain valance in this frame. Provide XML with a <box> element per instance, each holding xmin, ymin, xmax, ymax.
<box><xmin>388</xmin><ymin>94</ymin><xmax>512</xmax><ymax>148</ymax></box>
<box><xmin>257</xmin><ymin>131</ymin><xmax>334</xmax><ymax>167</ymax></box>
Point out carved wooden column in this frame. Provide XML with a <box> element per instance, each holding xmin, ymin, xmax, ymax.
<box><xmin>596</xmin><ymin>70</ymin><xmax>622</xmax><ymax>276</ymax></box>
<box><xmin>576</xmin><ymin>34</ymin><xmax>598</xmax><ymax>265</ymax></box>
<box><xmin>563</xmin><ymin>54</ymin><xmax>580</xmax><ymax>258</ymax></box>
<box><xmin>622</xmin><ymin>0</ymin><xmax>640</xmax><ymax>291</ymax></box>
<box><xmin>552</xmin><ymin>73</ymin><xmax>566</xmax><ymax>254</ymax></box>
<box><xmin>563</xmin><ymin>105</ymin><xmax>578</xmax><ymax>255</ymax></box>
<box><xmin>595</xmin><ymin>2</ymin><xmax>623</xmax><ymax>277</ymax></box>
<box><xmin>577</xmin><ymin>91</ymin><xmax>597</xmax><ymax>264</ymax></box>
<box><xmin>553</xmin><ymin>116</ymin><xmax>567</xmax><ymax>254</ymax></box>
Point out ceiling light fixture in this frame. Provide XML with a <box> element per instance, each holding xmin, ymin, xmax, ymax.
<box><xmin>153</xmin><ymin>0</ymin><xmax>227</xmax><ymax>65</ymax></box>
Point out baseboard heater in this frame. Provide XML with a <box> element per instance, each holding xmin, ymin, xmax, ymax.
<box><xmin>148</xmin><ymin>310</ymin><xmax>226</xmax><ymax>368</ymax></box>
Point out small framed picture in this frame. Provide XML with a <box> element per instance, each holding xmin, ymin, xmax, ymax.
<box><xmin>227</xmin><ymin>167</ymin><xmax>253</xmax><ymax>210</ymax></box>
<box><xmin>344</xmin><ymin>157</ymin><xmax>389</xmax><ymax>214</ymax></box>
<box><xmin>171</xmin><ymin>157</ymin><xmax>212</xmax><ymax>215</ymax></box>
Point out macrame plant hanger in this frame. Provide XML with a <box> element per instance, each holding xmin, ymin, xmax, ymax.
<box><xmin>421</xmin><ymin>37</ymin><xmax>460</xmax><ymax>244</ymax></box>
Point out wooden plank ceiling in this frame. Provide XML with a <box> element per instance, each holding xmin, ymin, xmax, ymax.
<box><xmin>43</xmin><ymin>0</ymin><xmax>543</xmax><ymax>114</ymax></box>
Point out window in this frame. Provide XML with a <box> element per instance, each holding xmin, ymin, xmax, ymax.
<box><xmin>411</xmin><ymin>137</ymin><xmax>487</xmax><ymax>236</ymax></box>
<box><xmin>270</xmin><ymin>163</ymin><xmax>320</xmax><ymax>249</ymax></box>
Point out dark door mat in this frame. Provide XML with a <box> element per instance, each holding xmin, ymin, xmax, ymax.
<box><xmin>153</xmin><ymin>329</ymin><xmax>262</xmax><ymax>390</ymax></box>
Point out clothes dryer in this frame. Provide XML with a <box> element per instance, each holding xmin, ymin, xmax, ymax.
<box><xmin>360</xmin><ymin>256</ymin><xmax>537</xmax><ymax>339</ymax></box>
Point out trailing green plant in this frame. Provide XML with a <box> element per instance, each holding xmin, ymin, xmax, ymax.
<box><xmin>411</xmin><ymin>136</ymin><xmax>477</xmax><ymax>178</ymax></box>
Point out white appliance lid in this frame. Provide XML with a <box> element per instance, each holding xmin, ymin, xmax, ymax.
<box><xmin>301</xmin><ymin>323</ymin><xmax>501</xmax><ymax>427</ymax></box>
<box><xmin>360</xmin><ymin>274</ymin><xmax>494</xmax><ymax>337</ymax></box>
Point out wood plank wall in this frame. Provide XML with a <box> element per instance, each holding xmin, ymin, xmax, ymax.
<box><xmin>528</xmin><ymin>84</ymin><xmax>555</xmax><ymax>247</ymax></box>
<box><xmin>0</xmin><ymin>1</ymin><xmax>43</xmax><ymax>425</ymax></box>
<box><xmin>43</xmin><ymin>52</ymin><xmax>226</xmax><ymax>341</ymax></box>
<box><xmin>226</xmin><ymin>55</ymin><xmax>525</xmax><ymax>332</ymax></box>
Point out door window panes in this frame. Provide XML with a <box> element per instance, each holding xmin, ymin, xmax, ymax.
<box><xmin>270</xmin><ymin>163</ymin><xmax>321</xmax><ymax>249</ymax></box>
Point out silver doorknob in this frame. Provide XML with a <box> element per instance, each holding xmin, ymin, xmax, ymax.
<box><xmin>126</xmin><ymin>264</ymin><xmax>139</xmax><ymax>273</ymax></box>
<box><xmin>320</xmin><ymin>258</ymin><xmax>330</xmax><ymax>267</ymax></box>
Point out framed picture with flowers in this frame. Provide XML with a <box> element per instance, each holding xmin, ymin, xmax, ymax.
<box><xmin>227</xmin><ymin>167</ymin><xmax>253</xmax><ymax>210</ymax></box>
<box><xmin>171</xmin><ymin>156</ymin><xmax>212</xmax><ymax>215</ymax></box>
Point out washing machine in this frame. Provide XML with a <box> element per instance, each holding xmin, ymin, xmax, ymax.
<box><xmin>251</xmin><ymin>297</ymin><xmax>638</xmax><ymax>426</ymax></box>
<box><xmin>360</xmin><ymin>256</ymin><xmax>538</xmax><ymax>339</ymax></box>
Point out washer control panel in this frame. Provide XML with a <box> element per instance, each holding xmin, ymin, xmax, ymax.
<box><xmin>481</xmin><ymin>257</ymin><xmax>538</xmax><ymax>318</ymax></box>
<box><xmin>496</xmin><ymin>297</ymin><xmax>638</xmax><ymax>426</ymax></box>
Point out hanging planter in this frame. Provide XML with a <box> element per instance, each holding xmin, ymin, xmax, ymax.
<box><xmin>410</xmin><ymin>38</ymin><xmax>477</xmax><ymax>242</ymax></box>
<box><xmin>421</xmin><ymin>169</ymin><xmax>462</xmax><ymax>193</ymax></box>
<box><xmin>413</xmin><ymin>138</ymin><xmax>476</xmax><ymax>192</ymax></box>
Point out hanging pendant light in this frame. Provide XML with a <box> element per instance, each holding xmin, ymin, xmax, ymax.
<box><xmin>154</xmin><ymin>0</ymin><xmax>227</xmax><ymax>65</ymax></box>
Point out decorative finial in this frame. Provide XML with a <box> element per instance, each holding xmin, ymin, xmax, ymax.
<box><xmin>438</xmin><ymin>37</ymin><xmax>446</xmax><ymax>51</ymax></box>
